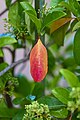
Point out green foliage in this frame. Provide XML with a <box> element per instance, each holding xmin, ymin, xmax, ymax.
<box><xmin>50</xmin><ymin>108</ymin><xmax>68</xmax><ymax>119</ymax></box>
<box><xmin>42</xmin><ymin>11</ymin><xmax>66</xmax><ymax>31</ymax></box>
<box><xmin>0</xmin><ymin>37</ymin><xmax>17</xmax><ymax>47</ymax></box>
<box><xmin>60</xmin><ymin>69</ymin><xmax>80</xmax><ymax>87</ymax></box>
<box><xmin>52</xmin><ymin>87</ymin><xmax>70</xmax><ymax>104</ymax></box>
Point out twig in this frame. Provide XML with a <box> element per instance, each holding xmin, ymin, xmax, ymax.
<box><xmin>3</xmin><ymin>47</ymin><xmax>13</xmax><ymax>54</ymax></box>
<box><xmin>0</xmin><ymin>53</ymin><xmax>30</xmax><ymax>76</ymax></box>
<box><xmin>0</xmin><ymin>0</ymin><xmax>17</xmax><ymax>17</ymax></box>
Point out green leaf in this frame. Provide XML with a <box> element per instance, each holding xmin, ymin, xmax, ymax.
<box><xmin>74</xmin><ymin>29</ymin><xmax>80</xmax><ymax>65</ymax></box>
<box><xmin>73</xmin><ymin>21</ymin><xmax>80</xmax><ymax>31</ymax></box>
<box><xmin>0</xmin><ymin>49</ymin><xmax>4</xmax><ymax>57</ymax></box>
<box><xmin>42</xmin><ymin>11</ymin><xmax>66</xmax><ymax>30</ymax></box>
<box><xmin>0</xmin><ymin>37</ymin><xmax>17</xmax><ymax>47</ymax></box>
<box><xmin>15</xmin><ymin>75</ymin><xmax>33</xmax><ymax>97</ymax></box>
<box><xmin>25</xmin><ymin>10</ymin><xmax>41</xmax><ymax>32</ymax></box>
<box><xmin>20</xmin><ymin>1</ymin><xmax>36</xmax><ymax>16</ymax></box>
<box><xmin>50</xmin><ymin>108</ymin><xmax>68</xmax><ymax>118</ymax></box>
<box><xmin>52</xmin><ymin>87</ymin><xmax>70</xmax><ymax>104</ymax></box>
<box><xmin>32</xmin><ymin>83</ymin><xmax>44</xmax><ymax>99</ymax></box>
<box><xmin>62</xmin><ymin>57</ymin><xmax>76</xmax><ymax>68</ymax></box>
<box><xmin>12</xmin><ymin>109</ymin><xmax>25</xmax><ymax>120</ymax></box>
<box><xmin>38</xmin><ymin>96</ymin><xmax>65</xmax><ymax>110</ymax></box>
<box><xmin>8</xmin><ymin>2</ymin><xmax>21</xmax><ymax>28</ymax></box>
<box><xmin>50</xmin><ymin>0</ymin><xmax>64</xmax><ymax>7</ymax></box>
<box><xmin>60</xmin><ymin>69</ymin><xmax>80</xmax><ymax>87</ymax></box>
<box><xmin>0</xmin><ymin>63</ymin><xmax>8</xmax><ymax>71</ymax></box>
<box><xmin>48</xmin><ymin>49</ymin><xmax>55</xmax><ymax>73</ymax></box>
<box><xmin>5</xmin><ymin>0</ymin><xmax>12</xmax><ymax>8</ymax></box>
<box><xmin>0</xmin><ymin>100</ymin><xmax>18</xmax><ymax>119</ymax></box>
<box><xmin>69</xmin><ymin>0</ymin><xmax>80</xmax><ymax>17</ymax></box>
<box><xmin>20</xmin><ymin>1</ymin><xmax>41</xmax><ymax>32</ymax></box>
<box><xmin>51</xmin><ymin>21</ymin><xmax>69</xmax><ymax>46</ymax></box>
<box><xmin>12</xmin><ymin>97</ymin><xmax>25</xmax><ymax>105</ymax></box>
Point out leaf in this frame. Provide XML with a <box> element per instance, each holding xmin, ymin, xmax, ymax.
<box><xmin>8</xmin><ymin>2</ymin><xmax>21</xmax><ymax>28</ymax></box>
<box><xmin>20</xmin><ymin>2</ymin><xmax>41</xmax><ymax>32</ymax></box>
<box><xmin>12</xmin><ymin>97</ymin><xmax>25</xmax><ymax>105</ymax></box>
<box><xmin>50</xmin><ymin>18</ymin><xmax>72</xmax><ymax>33</ymax></box>
<box><xmin>15</xmin><ymin>74</ymin><xmax>33</xmax><ymax>97</ymax></box>
<box><xmin>50</xmin><ymin>108</ymin><xmax>68</xmax><ymax>118</ymax></box>
<box><xmin>20</xmin><ymin>1</ymin><xmax>36</xmax><ymax>16</ymax></box>
<box><xmin>32</xmin><ymin>82</ymin><xmax>44</xmax><ymax>99</ymax></box>
<box><xmin>0</xmin><ymin>49</ymin><xmax>4</xmax><ymax>57</ymax></box>
<box><xmin>0</xmin><ymin>100</ymin><xmax>18</xmax><ymax>119</ymax></box>
<box><xmin>60</xmin><ymin>69</ymin><xmax>80</xmax><ymax>87</ymax></box>
<box><xmin>52</xmin><ymin>87</ymin><xmax>70</xmax><ymax>104</ymax></box>
<box><xmin>12</xmin><ymin>109</ymin><xmax>25</xmax><ymax>120</ymax></box>
<box><xmin>25</xmin><ymin>10</ymin><xmax>41</xmax><ymax>32</ymax></box>
<box><xmin>69</xmin><ymin>0</ymin><xmax>80</xmax><ymax>17</ymax></box>
<box><xmin>0</xmin><ymin>37</ymin><xmax>17</xmax><ymax>47</ymax></box>
<box><xmin>30</xmin><ymin>39</ymin><xmax>48</xmax><ymax>82</ymax></box>
<box><xmin>51</xmin><ymin>22</ymin><xmax>69</xmax><ymax>46</ymax></box>
<box><xmin>48</xmin><ymin>49</ymin><xmax>55</xmax><ymax>73</ymax></box>
<box><xmin>5</xmin><ymin>0</ymin><xmax>12</xmax><ymax>8</ymax></box>
<box><xmin>42</xmin><ymin>11</ymin><xmax>66</xmax><ymax>30</ymax></box>
<box><xmin>62</xmin><ymin>57</ymin><xmax>76</xmax><ymax>68</ymax></box>
<box><xmin>74</xmin><ymin>29</ymin><xmax>80</xmax><ymax>65</ymax></box>
<box><xmin>50</xmin><ymin>0</ymin><xmax>64</xmax><ymax>7</ymax></box>
<box><xmin>73</xmin><ymin>21</ymin><xmax>80</xmax><ymax>31</ymax></box>
<box><xmin>38</xmin><ymin>96</ymin><xmax>65</xmax><ymax>110</ymax></box>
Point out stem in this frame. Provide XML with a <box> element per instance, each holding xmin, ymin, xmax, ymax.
<box><xmin>4</xmin><ymin>82</ymin><xmax>13</xmax><ymax>108</ymax></box>
<box><xmin>0</xmin><ymin>54</ymin><xmax>29</xmax><ymax>77</ymax></box>
<box><xmin>0</xmin><ymin>1</ymin><xmax>17</xmax><ymax>17</ymax></box>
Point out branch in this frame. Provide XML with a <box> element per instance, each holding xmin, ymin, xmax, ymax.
<box><xmin>0</xmin><ymin>53</ymin><xmax>30</xmax><ymax>76</ymax></box>
<box><xmin>0</xmin><ymin>0</ymin><xmax>17</xmax><ymax>17</ymax></box>
<box><xmin>3</xmin><ymin>47</ymin><xmax>13</xmax><ymax>54</ymax></box>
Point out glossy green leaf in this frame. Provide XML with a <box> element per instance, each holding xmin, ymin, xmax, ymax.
<box><xmin>73</xmin><ymin>21</ymin><xmax>80</xmax><ymax>31</ymax></box>
<box><xmin>69</xmin><ymin>0</ymin><xmax>80</xmax><ymax>17</ymax></box>
<box><xmin>0</xmin><ymin>49</ymin><xmax>4</xmax><ymax>57</ymax></box>
<box><xmin>32</xmin><ymin>83</ymin><xmax>44</xmax><ymax>99</ymax></box>
<box><xmin>20</xmin><ymin>1</ymin><xmax>36</xmax><ymax>16</ymax></box>
<box><xmin>42</xmin><ymin>11</ymin><xmax>66</xmax><ymax>30</ymax></box>
<box><xmin>74</xmin><ymin>29</ymin><xmax>80</xmax><ymax>65</ymax></box>
<box><xmin>8</xmin><ymin>2</ymin><xmax>21</xmax><ymax>27</ymax></box>
<box><xmin>25</xmin><ymin>10</ymin><xmax>41</xmax><ymax>32</ymax></box>
<box><xmin>0</xmin><ymin>37</ymin><xmax>17</xmax><ymax>47</ymax></box>
<box><xmin>20</xmin><ymin>1</ymin><xmax>41</xmax><ymax>32</ymax></box>
<box><xmin>38</xmin><ymin>96</ymin><xmax>65</xmax><ymax>110</ymax></box>
<box><xmin>60</xmin><ymin>69</ymin><xmax>80</xmax><ymax>87</ymax></box>
<box><xmin>52</xmin><ymin>87</ymin><xmax>70</xmax><ymax>104</ymax></box>
<box><xmin>50</xmin><ymin>108</ymin><xmax>68</xmax><ymax>118</ymax></box>
<box><xmin>50</xmin><ymin>0</ymin><xmax>64</xmax><ymax>7</ymax></box>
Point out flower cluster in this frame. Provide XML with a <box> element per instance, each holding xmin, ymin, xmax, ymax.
<box><xmin>23</xmin><ymin>101</ymin><xmax>51</xmax><ymax>120</ymax></box>
<box><xmin>67</xmin><ymin>87</ymin><xmax>80</xmax><ymax>118</ymax></box>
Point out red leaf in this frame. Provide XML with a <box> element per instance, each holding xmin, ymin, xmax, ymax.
<box><xmin>30</xmin><ymin>39</ymin><xmax>48</xmax><ymax>82</ymax></box>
